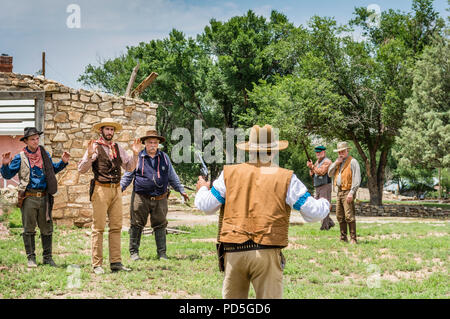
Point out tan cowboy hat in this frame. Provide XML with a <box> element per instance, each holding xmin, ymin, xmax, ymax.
<box><xmin>236</xmin><ymin>125</ymin><xmax>288</xmax><ymax>152</ymax></box>
<box><xmin>92</xmin><ymin>118</ymin><xmax>123</xmax><ymax>132</ymax></box>
<box><xmin>334</xmin><ymin>141</ymin><xmax>352</xmax><ymax>152</ymax></box>
<box><xmin>140</xmin><ymin>129</ymin><xmax>166</xmax><ymax>144</ymax></box>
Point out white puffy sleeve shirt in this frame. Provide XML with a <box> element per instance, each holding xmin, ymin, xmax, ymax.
<box><xmin>194</xmin><ymin>171</ymin><xmax>330</xmax><ymax>222</ymax></box>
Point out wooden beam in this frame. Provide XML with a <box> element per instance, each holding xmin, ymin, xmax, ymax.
<box><xmin>125</xmin><ymin>62</ymin><xmax>140</xmax><ymax>97</ymax></box>
<box><xmin>131</xmin><ymin>72</ymin><xmax>158</xmax><ymax>98</ymax></box>
<box><xmin>42</xmin><ymin>52</ymin><xmax>45</xmax><ymax>77</ymax></box>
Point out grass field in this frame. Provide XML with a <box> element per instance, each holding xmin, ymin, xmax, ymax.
<box><xmin>0</xmin><ymin>208</ymin><xmax>448</xmax><ymax>299</ymax></box>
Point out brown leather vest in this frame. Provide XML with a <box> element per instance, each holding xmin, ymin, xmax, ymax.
<box><xmin>333</xmin><ymin>155</ymin><xmax>353</xmax><ymax>190</ymax></box>
<box><xmin>92</xmin><ymin>144</ymin><xmax>122</xmax><ymax>183</ymax></box>
<box><xmin>219</xmin><ymin>163</ymin><xmax>293</xmax><ymax>247</ymax></box>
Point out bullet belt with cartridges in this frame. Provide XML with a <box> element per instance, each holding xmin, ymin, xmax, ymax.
<box><xmin>222</xmin><ymin>240</ymin><xmax>281</xmax><ymax>252</ymax></box>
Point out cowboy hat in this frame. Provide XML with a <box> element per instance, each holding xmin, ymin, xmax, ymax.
<box><xmin>20</xmin><ymin>127</ymin><xmax>43</xmax><ymax>141</ymax></box>
<box><xmin>334</xmin><ymin>141</ymin><xmax>352</xmax><ymax>152</ymax></box>
<box><xmin>92</xmin><ymin>118</ymin><xmax>123</xmax><ymax>132</ymax></box>
<box><xmin>140</xmin><ymin>130</ymin><xmax>166</xmax><ymax>144</ymax></box>
<box><xmin>236</xmin><ymin>125</ymin><xmax>288</xmax><ymax>152</ymax></box>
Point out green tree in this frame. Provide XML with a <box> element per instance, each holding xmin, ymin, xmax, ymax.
<box><xmin>395</xmin><ymin>38</ymin><xmax>450</xmax><ymax>198</ymax></box>
<box><xmin>247</xmin><ymin>0</ymin><xmax>445</xmax><ymax>205</ymax></box>
<box><xmin>78</xmin><ymin>29</ymin><xmax>216</xmax><ymax>182</ymax></box>
<box><xmin>198</xmin><ymin>10</ymin><xmax>296</xmax><ymax>128</ymax></box>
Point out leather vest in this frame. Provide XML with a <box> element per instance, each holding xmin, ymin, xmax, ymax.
<box><xmin>333</xmin><ymin>156</ymin><xmax>353</xmax><ymax>191</ymax></box>
<box><xmin>92</xmin><ymin>144</ymin><xmax>122</xmax><ymax>184</ymax></box>
<box><xmin>313</xmin><ymin>157</ymin><xmax>332</xmax><ymax>187</ymax></box>
<box><xmin>219</xmin><ymin>163</ymin><xmax>293</xmax><ymax>247</ymax></box>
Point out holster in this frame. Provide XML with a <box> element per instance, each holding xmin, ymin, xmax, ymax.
<box><xmin>89</xmin><ymin>179</ymin><xmax>95</xmax><ymax>202</ymax></box>
<box><xmin>216</xmin><ymin>242</ymin><xmax>225</xmax><ymax>272</ymax></box>
<box><xmin>17</xmin><ymin>190</ymin><xmax>26</xmax><ymax>208</ymax></box>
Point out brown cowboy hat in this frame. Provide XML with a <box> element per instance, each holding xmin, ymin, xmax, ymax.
<box><xmin>140</xmin><ymin>130</ymin><xmax>166</xmax><ymax>144</ymax></box>
<box><xmin>236</xmin><ymin>125</ymin><xmax>288</xmax><ymax>152</ymax></box>
<box><xmin>92</xmin><ymin>118</ymin><xmax>123</xmax><ymax>132</ymax></box>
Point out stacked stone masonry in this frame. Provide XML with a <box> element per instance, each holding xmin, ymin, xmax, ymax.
<box><xmin>331</xmin><ymin>203</ymin><xmax>449</xmax><ymax>219</ymax></box>
<box><xmin>0</xmin><ymin>73</ymin><xmax>158</xmax><ymax>227</ymax></box>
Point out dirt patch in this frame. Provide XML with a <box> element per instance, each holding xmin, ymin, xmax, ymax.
<box><xmin>382</xmin><ymin>264</ymin><xmax>447</xmax><ymax>282</ymax></box>
<box><xmin>417</xmin><ymin>232</ymin><xmax>448</xmax><ymax>238</ymax></box>
<box><xmin>0</xmin><ymin>222</ymin><xmax>9</xmax><ymax>239</ymax></box>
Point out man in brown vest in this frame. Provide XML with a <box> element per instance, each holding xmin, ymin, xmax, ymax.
<box><xmin>1</xmin><ymin>127</ymin><xmax>70</xmax><ymax>267</ymax></box>
<box><xmin>307</xmin><ymin>145</ymin><xmax>335</xmax><ymax>230</ymax></box>
<box><xmin>195</xmin><ymin>125</ymin><xmax>330</xmax><ymax>299</ymax></box>
<box><xmin>328</xmin><ymin>142</ymin><xmax>361</xmax><ymax>244</ymax></box>
<box><xmin>78</xmin><ymin>118</ymin><xmax>141</xmax><ymax>274</ymax></box>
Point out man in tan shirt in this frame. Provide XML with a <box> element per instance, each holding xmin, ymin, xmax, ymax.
<box><xmin>307</xmin><ymin>145</ymin><xmax>335</xmax><ymax>230</ymax></box>
<box><xmin>78</xmin><ymin>118</ymin><xmax>141</xmax><ymax>274</ymax></box>
<box><xmin>328</xmin><ymin>142</ymin><xmax>361</xmax><ymax>244</ymax></box>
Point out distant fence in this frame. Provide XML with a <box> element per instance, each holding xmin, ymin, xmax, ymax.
<box><xmin>331</xmin><ymin>203</ymin><xmax>449</xmax><ymax>219</ymax></box>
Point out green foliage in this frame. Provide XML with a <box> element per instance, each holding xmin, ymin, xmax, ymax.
<box><xmin>8</xmin><ymin>207</ymin><xmax>22</xmax><ymax>228</ymax></box>
<box><xmin>77</xmin><ymin>1</ymin><xmax>446</xmax><ymax>196</ymax></box>
<box><xmin>246</xmin><ymin>0</ymin><xmax>445</xmax><ymax>204</ymax></box>
<box><xmin>395</xmin><ymin>38</ymin><xmax>450</xmax><ymax>170</ymax></box>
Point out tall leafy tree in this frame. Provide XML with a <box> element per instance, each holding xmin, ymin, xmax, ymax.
<box><xmin>248</xmin><ymin>0</ymin><xmax>445</xmax><ymax>205</ymax></box>
<box><xmin>395</xmin><ymin>37</ymin><xmax>450</xmax><ymax>198</ymax></box>
<box><xmin>198</xmin><ymin>10</ymin><xmax>295</xmax><ymax>128</ymax></box>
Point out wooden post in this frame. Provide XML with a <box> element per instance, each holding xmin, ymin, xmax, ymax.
<box><xmin>131</xmin><ymin>72</ymin><xmax>158</xmax><ymax>98</ymax></box>
<box><xmin>42</xmin><ymin>52</ymin><xmax>45</xmax><ymax>77</ymax></box>
<box><xmin>125</xmin><ymin>62</ymin><xmax>140</xmax><ymax>97</ymax></box>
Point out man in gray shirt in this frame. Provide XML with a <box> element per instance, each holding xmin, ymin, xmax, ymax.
<box><xmin>121</xmin><ymin>130</ymin><xmax>189</xmax><ymax>260</ymax></box>
<box><xmin>328</xmin><ymin>142</ymin><xmax>361</xmax><ymax>244</ymax></box>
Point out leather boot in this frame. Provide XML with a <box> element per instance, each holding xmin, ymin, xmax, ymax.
<box><xmin>23</xmin><ymin>233</ymin><xmax>37</xmax><ymax>268</ymax></box>
<box><xmin>154</xmin><ymin>228</ymin><xmax>168</xmax><ymax>260</ymax></box>
<box><xmin>129</xmin><ymin>225</ymin><xmax>142</xmax><ymax>261</ymax></box>
<box><xmin>41</xmin><ymin>235</ymin><xmax>57</xmax><ymax>266</ymax></box>
<box><xmin>349</xmin><ymin>222</ymin><xmax>358</xmax><ymax>244</ymax></box>
<box><xmin>339</xmin><ymin>222</ymin><xmax>348</xmax><ymax>242</ymax></box>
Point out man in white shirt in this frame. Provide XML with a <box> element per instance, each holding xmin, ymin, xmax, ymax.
<box><xmin>194</xmin><ymin>125</ymin><xmax>330</xmax><ymax>299</ymax></box>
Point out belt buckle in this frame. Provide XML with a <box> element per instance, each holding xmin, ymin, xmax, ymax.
<box><xmin>36</xmin><ymin>192</ymin><xmax>42</xmax><ymax>197</ymax></box>
<box><xmin>150</xmin><ymin>196</ymin><xmax>156</xmax><ymax>200</ymax></box>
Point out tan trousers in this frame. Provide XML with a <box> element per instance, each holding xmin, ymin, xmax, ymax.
<box><xmin>336</xmin><ymin>189</ymin><xmax>356</xmax><ymax>223</ymax></box>
<box><xmin>91</xmin><ymin>185</ymin><xmax>123</xmax><ymax>267</ymax></box>
<box><xmin>222</xmin><ymin>248</ymin><xmax>284</xmax><ymax>299</ymax></box>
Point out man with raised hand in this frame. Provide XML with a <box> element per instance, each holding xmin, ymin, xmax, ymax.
<box><xmin>1</xmin><ymin>127</ymin><xmax>70</xmax><ymax>268</ymax></box>
<box><xmin>78</xmin><ymin>118</ymin><xmax>140</xmax><ymax>274</ymax></box>
<box><xmin>328</xmin><ymin>142</ymin><xmax>361</xmax><ymax>244</ymax></box>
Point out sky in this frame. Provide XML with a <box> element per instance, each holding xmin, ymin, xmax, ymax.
<box><xmin>1</xmin><ymin>0</ymin><xmax>448</xmax><ymax>90</ymax></box>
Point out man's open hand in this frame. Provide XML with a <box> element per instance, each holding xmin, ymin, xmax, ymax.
<box><xmin>1</xmin><ymin>152</ymin><xmax>12</xmax><ymax>166</ymax></box>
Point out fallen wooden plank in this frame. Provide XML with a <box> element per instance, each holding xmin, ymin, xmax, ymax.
<box><xmin>131</xmin><ymin>72</ymin><xmax>158</xmax><ymax>98</ymax></box>
<box><xmin>125</xmin><ymin>62</ymin><xmax>140</xmax><ymax>97</ymax></box>
<box><xmin>142</xmin><ymin>227</ymin><xmax>190</xmax><ymax>235</ymax></box>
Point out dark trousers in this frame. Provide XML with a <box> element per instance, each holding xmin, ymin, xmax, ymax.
<box><xmin>21</xmin><ymin>196</ymin><xmax>53</xmax><ymax>236</ymax></box>
<box><xmin>130</xmin><ymin>192</ymin><xmax>168</xmax><ymax>230</ymax></box>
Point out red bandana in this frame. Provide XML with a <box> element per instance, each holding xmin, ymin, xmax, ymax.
<box><xmin>23</xmin><ymin>146</ymin><xmax>43</xmax><ymax>169</ymax></box>
<box><xmin>96</xmin><ymin>137</ymin><xmax>117</xmax><ymax>159</ymax></box>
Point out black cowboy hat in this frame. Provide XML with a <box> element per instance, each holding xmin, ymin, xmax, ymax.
<box><xmin>20</xmin><ymin>127</ymin><xmax>43</xmax><ymax>142</ymax></box>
